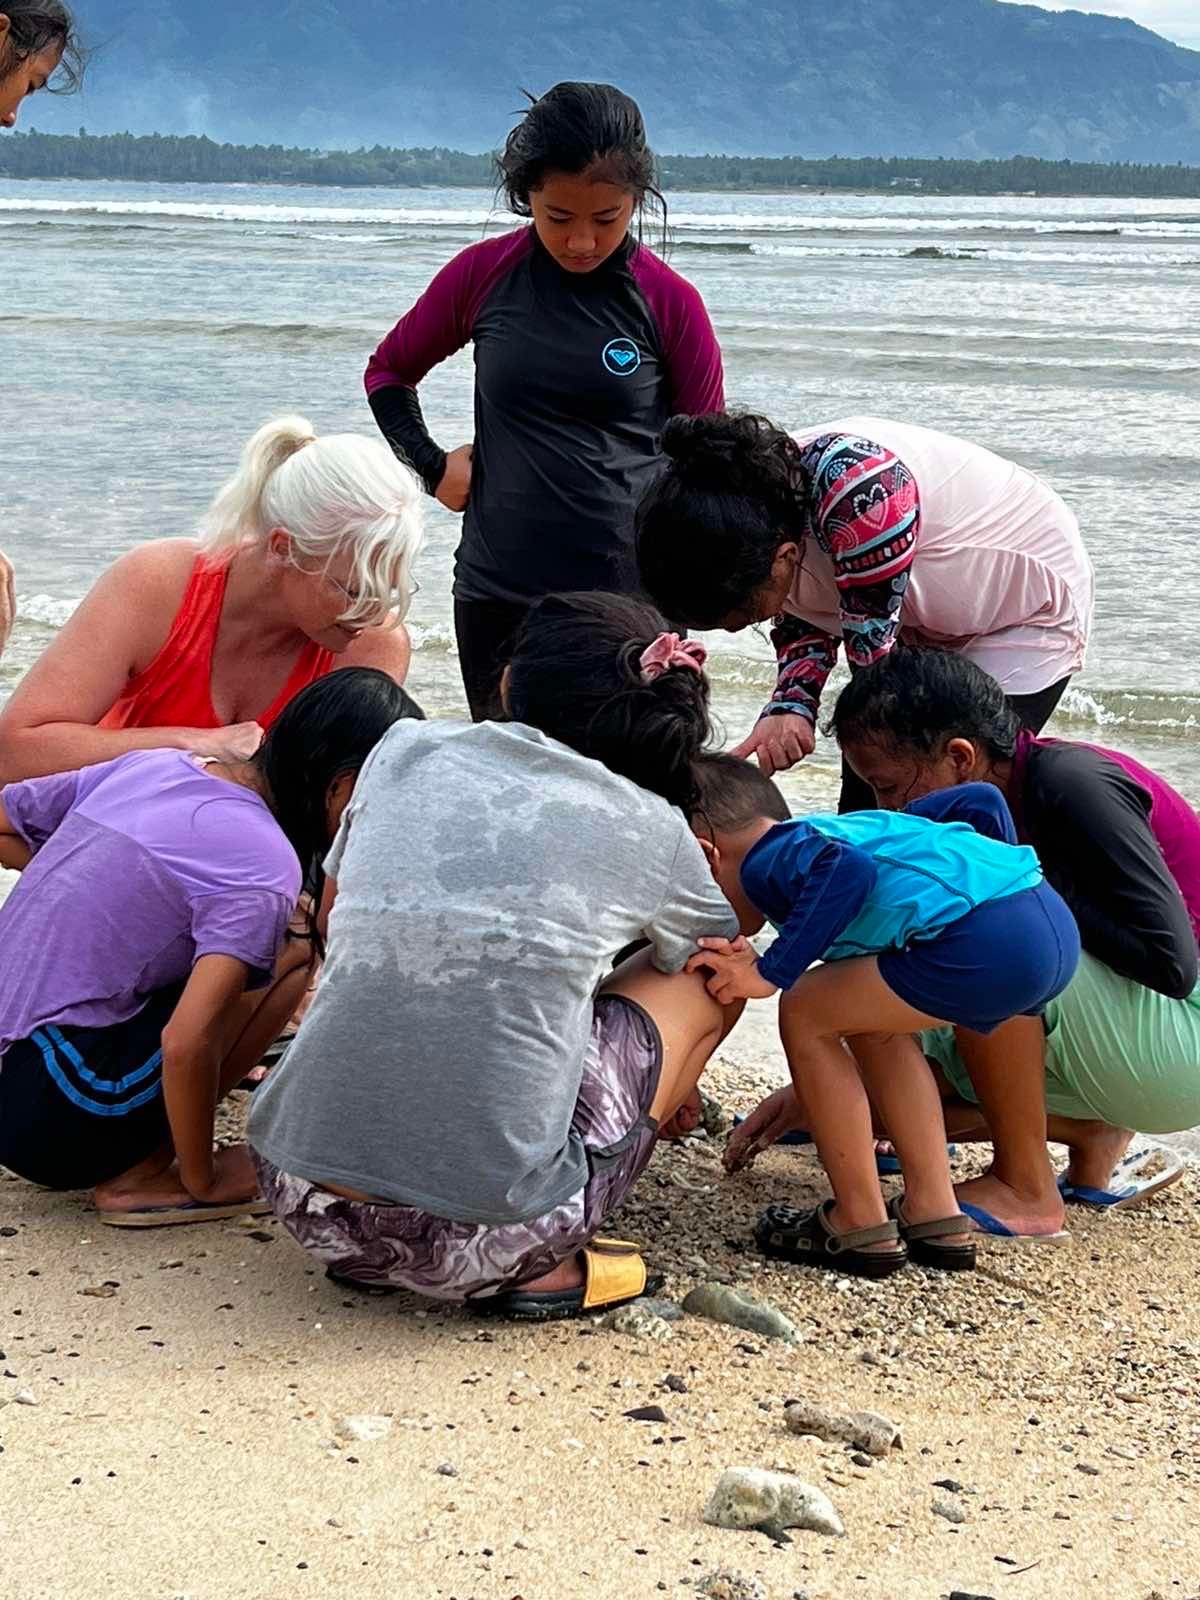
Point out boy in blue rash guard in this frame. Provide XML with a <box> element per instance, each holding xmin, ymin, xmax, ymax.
<box><xmin>687</xmin><ymin>755</ymin><xmax>1080</xmax><ymax>1276</ymax></box>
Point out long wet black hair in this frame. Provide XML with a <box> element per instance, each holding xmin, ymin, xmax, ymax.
<box><xmin>505</xmin><ymin>591</ymin><xmax>712</xmax><ymax>814</ymax></box>
<box><xmin>1</xmin><ymin>1</ymin><xmax>86</xmax><ymax>92</ymax></box>
<box><xmin>829</xmin><ymin>648</ymin><xmax>1021</xmax><ymax>762</ymax></box>
<box><xmin>253</xmin><ymin>667</ymin><xmax>424</xmax><ymax>951</ymax></box>
<box><xmin>636</xmin><ymin>412</ymin><xmax>811</xmax><ymax>628</ymax></box>
<box><xmin>496</xmin><ymin>81</ymin><xmax>667</xmax><ymax>250</ymax></box>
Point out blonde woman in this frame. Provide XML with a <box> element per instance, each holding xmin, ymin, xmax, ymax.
<box><xmin>0</xmin><ymin>416</ymin><xmax>424</xmax><ymax>782</ymax></box>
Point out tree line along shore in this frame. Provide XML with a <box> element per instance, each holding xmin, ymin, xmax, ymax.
<box><xmin>3</xmin><ymin>130</ymin><xmax>1200</xmax><ymax>197</ymax></box>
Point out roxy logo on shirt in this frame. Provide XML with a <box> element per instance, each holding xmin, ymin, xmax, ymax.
<box><xmin>602</xmin><ymin>336</ymin><xmax>642</xmax><ymax>376</ymax></box>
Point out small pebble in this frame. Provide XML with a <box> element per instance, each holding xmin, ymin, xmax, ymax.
<box><xmin>601</xmin><ymin>1305</ymin><xmax>674</xmax><ymax>1342</ymax></box>
<box><xmin>14</xmin><ymin>1388</ymin><xmax>36</xmax><ymax>1407</ymax></box>
<box><xmin>435</xmin><ymin>1462</ymin><xmax>458</xmax><ymax>1477</ymax></box>
<box><xmin>932</xmin><ymin>1497</ymin><xmax>968</xmax><ymax>1525</ymax></box>
<box><xmin>693</xmin><ymin>1571</ymin><xmax>767</xmax><ymax>1600</ymax></box>
<box><xmin>1076</xmin><ymin>1463</ymin><xmax>1102</xmax><ymax>1476</ymax></box>
<box><xmin>334</xmin><ymin>1414</ymin><xmax>392</xmax><ymax>1444</ymax></box>
<box><xmin>625</xmin><ymin>1405</ymin><xmax>671</xmax><ymax>1424</ymax></box>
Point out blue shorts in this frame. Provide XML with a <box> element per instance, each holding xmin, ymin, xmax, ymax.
<box><xmin>0</xmin><ymin>985</ymin><xmax>182</xmax><ymax>1190</ymax></box>
<box><xmin>876</xmin><ymin>881</ymin><xmax>1080</xmax><ymax>1035</ymax></box>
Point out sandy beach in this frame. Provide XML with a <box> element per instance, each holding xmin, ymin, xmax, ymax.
<box><xmin>2</xmin><ymin>989</ymin><xmax>1199</xmax><ymax>1600</ymax></box>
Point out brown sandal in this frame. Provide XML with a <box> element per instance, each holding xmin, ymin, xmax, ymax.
<box><xmin>887</xmin><ymin>1196</ymin><xmax>977</xmax><ymax>1273</ymax></box>
<box><xmin>756</xmin><ymin>1198</ymin><xmax>908</xmax><ymax>1279</ymax></box>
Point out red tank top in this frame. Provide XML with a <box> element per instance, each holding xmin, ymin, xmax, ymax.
<box><xmin>102</xmin><ymin>556</ymin><xmax>336</xmax><ymax>733</ymax></box>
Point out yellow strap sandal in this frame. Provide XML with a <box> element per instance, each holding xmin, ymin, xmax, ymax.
<box><xmin>472</xmin><ymin>1236</ymin><xmax>663</xmax><ymax>1323</ymax></box>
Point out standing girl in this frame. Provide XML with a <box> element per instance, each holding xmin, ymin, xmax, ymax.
<box><xmin>0</xmin><ymin>669</ymin><xmax>422</xmax><ymax>1225</ymax></box>
<box><xmin>365</xmin><ymin>81</ymin><xmax>725</xmax><ymax>718</ymax></box>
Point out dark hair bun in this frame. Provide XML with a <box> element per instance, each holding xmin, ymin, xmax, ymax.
<box><xmin>661</xmin><ymin>412</ymin><xmax>805</xmax><ymax>496</ymax></box>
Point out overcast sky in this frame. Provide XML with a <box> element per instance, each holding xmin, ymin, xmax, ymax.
<box><xmin>1001</xmin><ymin>1</ymin><xmax>1200</xmax><ymax>50</ymax></box>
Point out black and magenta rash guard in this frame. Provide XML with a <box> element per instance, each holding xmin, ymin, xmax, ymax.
<box><xmin>365</xmin><ymin>226</ymin><xmax>725</xmax><ymax>604</ymax></box>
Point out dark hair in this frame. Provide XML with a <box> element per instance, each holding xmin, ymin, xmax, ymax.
<box><xmin>636</xmin><ymin>412</ymin><xmax>810</xmax><ymax>628</ymax></box>
<box><xmin>505</xmin><ymin>590</ymin><xmax>712</xmax><ymax>813</ymax></box>
<box><xmin>253</xmin><ymin>668</ymin><xmax>425</xmax><ymax>951</ymax></box>
<box><xmin>829</xmin><ymin>648</ymin><xmax>1020</xmax><ymax>763</ymax></box>
<box><xmin>0</xmin><ymin>2</ymin><xmax>85</xmax><ymax>93</ymax></box>
<box><xmin>691</xmin><ymin>751</ymin><xmax>790</xmax><ymax>833</ymax></box>
<box><xmin>496</xmin><ymin>81</ymin><xmax>666</xmax><ymax>247</ymax></box>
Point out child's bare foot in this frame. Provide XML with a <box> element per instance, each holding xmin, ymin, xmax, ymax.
<box><xmin>1063</xmin><ymin>1122</ymin><xmax>1134</xmax><ymax>1192</ymax></box>
<box><xmin>955</xmin><ymin>1170</ymin><xmax>1066</xmax><ymax>1238</ymax></box>
<box><xmin>95</xmin><ymin>1167</ymin><xmax>192</xmax><ymax>1217</ymax></box>
<box><xmin>511</xmin><ymin>1255</ymin><xmax>585</xmax><ymax>1294</ymax></box>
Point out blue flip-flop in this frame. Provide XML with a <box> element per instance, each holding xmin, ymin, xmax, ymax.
<box><xmin>1058</xmin><ymin>1139</ymin><xmax>1185</xmax><ymax>1210</ymax></box>
<box><xmin>959</xmin><ymin>1201</ymin><xmax>1069</xmax><ymax>1246</ymax></box>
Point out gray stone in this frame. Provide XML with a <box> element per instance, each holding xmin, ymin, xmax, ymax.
<box><xmin>932</xmin><ymin>1497</ymin><xmax>968</xmax><ymax>1525</ymax></box>
<box><xmin>703</xmin><ymin>1467</ymin><xmax>845</xmax><ymax>1540</ymax></box>
<box><xmin>693</xmin><ymin>1571</ymin><xmax>768</xmax><ymax>1600</ymax></box>
<box><xmin>13</xmin><ymin>1388</ymin><xmax>36</xmax><ymax>1407</ymax></box>
<box><xmin>683</xmin><ymin>1284</ymin><xmax>800</xmax><ymax>1344</ymax></box>
<box><xmin>784</xmin><ymin>1399</ymin><xmax>902</xmax><ymax>1457</ymax></box>
<box><xmin>600</xmin><ymin>1304</ymin><xmax>675</xmax><ymax>1342</ymax></box>
<box><xmin>435</xmin><ymin>1462</ymin><xmax>458</xmax><ymax>1477</ymax></box>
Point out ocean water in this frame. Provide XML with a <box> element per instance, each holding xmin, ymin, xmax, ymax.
<box><xmin>2</xmin><ymin>179</ymin><xmax>1200</xmax><ymax>813</ymax></box>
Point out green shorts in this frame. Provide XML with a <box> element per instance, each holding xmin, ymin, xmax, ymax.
<box><xmin>923</xmin><ymin>950</ymin><xmax>1200</xmax><ymax>1133</ymax></box>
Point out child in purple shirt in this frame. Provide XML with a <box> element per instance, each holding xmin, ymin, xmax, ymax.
<box><xmin>0</xmin><ymin>669</ymin><xmax>421</xmax><ymax>1226</ymax></box>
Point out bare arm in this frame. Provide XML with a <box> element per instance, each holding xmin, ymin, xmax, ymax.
<box><xmin>0</xmin><ymin>541</ymin><xmax>258</xmax><ymax>783</ymax></box>
<box><xmin>160</xmin><ymin>953</ymin><xmax>253</xmax><ymax>1200</ymax></box>
<box><xmin>0</xmin><ymin>795</ymin><xmax>32</xmax><ymax>871</ymax></box>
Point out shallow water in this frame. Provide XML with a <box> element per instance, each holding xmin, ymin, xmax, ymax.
<box><xmin>3</xmin><ymin>179</ymin><xmax>1199</xmax><ymax>810</ymax></box>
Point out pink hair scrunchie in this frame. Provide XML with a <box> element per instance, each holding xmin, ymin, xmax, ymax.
<box><xmin>639</xmin><ymin>632</ymin><xmax>709</xmax><ymax>683</ymax></box>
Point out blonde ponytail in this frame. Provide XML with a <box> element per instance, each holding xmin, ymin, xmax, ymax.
<box><xmin>199</xmin><ymin>415</ymin><xmax>317</xmax><ymax>551</ymax></box>
<box><xmin>198</xmin><ymin>415</ymin><xmax>424</xmax><ymax>628</ymax></box>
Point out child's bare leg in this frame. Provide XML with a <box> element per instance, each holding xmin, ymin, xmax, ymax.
<box><xmin>848</xmin><ymin>1031</ymin><xmax>966</xmax><ymax>1238</ymax></box>
<box><xmin>95</xmin><ymin>952</ymin><xmax>314</xmax><ymax>1216</ymax></box>
<box><xmin>779</xmin><ymin>1005</ymin><xmax>886</xmax><ymax>1234</ymax></box>
<box><xmin>774</xmin><ymin>958</ymin><xmax>950</xmax><ymax>1241</ymax></box>
<box><xmin>952</xmin><ymin>1015</ymin><xmax>1064</xmax><ymax>1234</ymax></box>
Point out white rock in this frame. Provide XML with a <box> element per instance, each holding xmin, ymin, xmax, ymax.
<box><xmin>13</xmin><ymin>1388</ymin><xmax>36</xmax><ymax>1407</ymax></box>
<box><xmin>334</xmin><ymin>1413</ymin><xmax>392</xmax><ymax>1443</ymax></box>
<box><xmin>703</xmin><ymin>1467</ymin><xmax>845</xmax><ymax>1538</ymax></box>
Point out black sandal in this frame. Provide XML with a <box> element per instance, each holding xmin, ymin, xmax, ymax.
<box><xmin>755</xmin><ymin>1198</ymin><xmax>908</xmax><ymax>1279</ymax></box>
<box><xmin>887</xmin><ymin>1196</ymin><xmax>977</xmax><ymax>1273</ymax></box>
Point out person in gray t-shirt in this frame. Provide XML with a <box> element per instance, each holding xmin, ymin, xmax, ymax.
<box><xmin>250</xmin><ymin>592</ymin><xmax>743</xmax><ymax>1319</ymax></box>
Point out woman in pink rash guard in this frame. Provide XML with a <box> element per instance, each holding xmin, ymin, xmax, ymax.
<box><xmin>365</xmin><ymin>81</ymin><xmax>725</xmax><ymax>718</ymax></box>
<box><xmin>637</xmin><ymin>412</ymin><xmax>1094</xmax><ymax>811</ymax></box>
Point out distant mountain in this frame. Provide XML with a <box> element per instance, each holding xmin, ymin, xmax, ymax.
<box><xmin>24</xmin><ymin>0</ymin><xmax>1200</xmax><ymax>162</ymax></box>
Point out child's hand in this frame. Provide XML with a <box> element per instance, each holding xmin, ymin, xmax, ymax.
<box><xmin>687</xmin><ymin>936</ymin><xmax>779</xmax><ymax>1003</ymax></box>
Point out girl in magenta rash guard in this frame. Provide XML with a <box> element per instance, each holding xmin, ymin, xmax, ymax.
<box><xmin>365</xmin><ymin>81</ymin><xmax>725</xmax><ymax>719</ymax></box>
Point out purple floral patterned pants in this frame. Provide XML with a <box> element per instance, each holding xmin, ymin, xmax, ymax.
<box><xmin>252</xmin><ymin>995</ymin><xmax>662</xmax><ymax>1301</ymax></box>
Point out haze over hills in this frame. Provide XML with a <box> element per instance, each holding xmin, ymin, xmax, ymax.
<box><xmin>23</xmin><ymin>0</ymin><xmax>1200</xmax><ymax>163</ymax></box>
